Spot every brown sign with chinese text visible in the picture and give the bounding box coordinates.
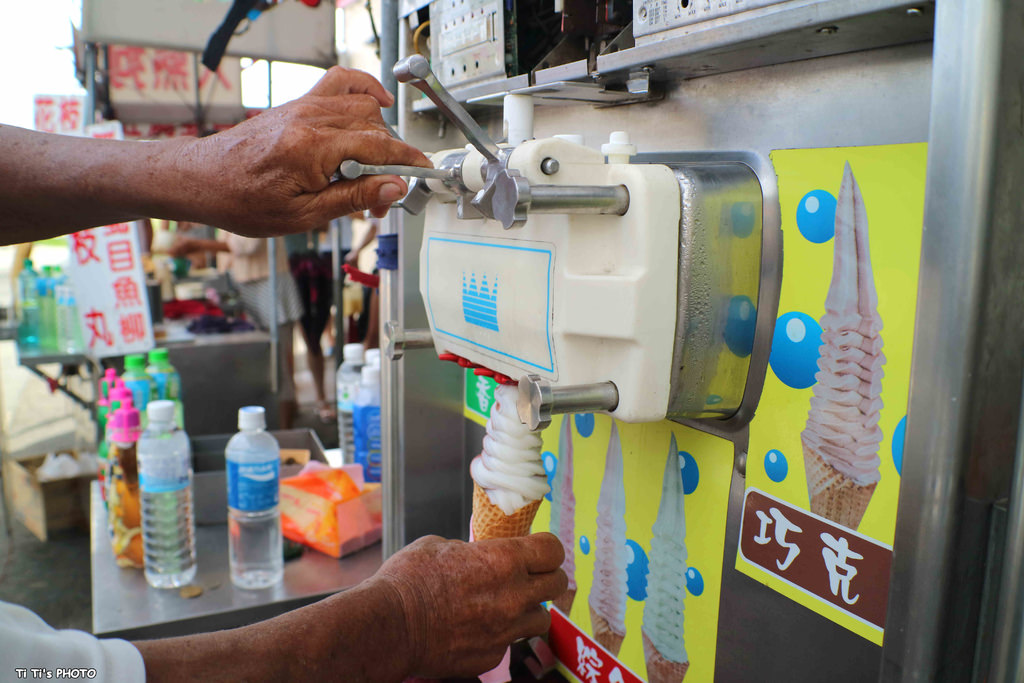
[739,488,891,630]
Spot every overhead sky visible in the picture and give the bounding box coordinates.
[0,1,327,130]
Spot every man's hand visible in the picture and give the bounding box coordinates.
[175,67,429,237]
[373,533,568,678]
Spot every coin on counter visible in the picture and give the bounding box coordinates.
[179,585,203,599]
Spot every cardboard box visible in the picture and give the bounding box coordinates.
[2,453,96,541]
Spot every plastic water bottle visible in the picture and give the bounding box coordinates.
[335,343,364,464]
[17,259,40,349]
[55,284,85,353]
[147,349,184,428]
[353,365,382,482]
[225,406,283,589]
[138,400,196,588]
[364,348,382,368]
[38,265,57,350]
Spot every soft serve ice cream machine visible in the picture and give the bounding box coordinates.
[387,55,774,434]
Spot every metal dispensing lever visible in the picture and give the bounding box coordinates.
[339,160,452,181]
[393,55,502,164]
[517,375,620,431]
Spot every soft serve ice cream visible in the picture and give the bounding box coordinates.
[801,163,885,529]
[470,384,549,540]
[589,421,628,656]
[642,434,690,683]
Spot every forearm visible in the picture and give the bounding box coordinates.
[134,580,412,682]
[0,125,194,245]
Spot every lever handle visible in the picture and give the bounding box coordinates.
[393,55,501,164]
[340,160,452,181]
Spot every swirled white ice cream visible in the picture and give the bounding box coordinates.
[589,421,628,636]
[642,434,689,664]
[470,384,548,515]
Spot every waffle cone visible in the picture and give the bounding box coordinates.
[802,438,877,530]
[471,482,541,541]
[589,604,625,656]
[642,631,689,683]
[552,587,576,616]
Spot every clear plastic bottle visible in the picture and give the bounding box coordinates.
[147,348,184,428]
[38,265,57,350]
[364,348,382,368]
[17,259,40,349]
[335,343,364,464]
[55,284,85,353]
[225,406,283,589]
[353,365,382,483]
[138,400,196,588]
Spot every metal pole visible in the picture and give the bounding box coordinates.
[266,62,279,395]
[880,0,1024,680]
[83,43,97,127]
[331,217,346,365]
[528,185,630,215]
[379,0,403,558]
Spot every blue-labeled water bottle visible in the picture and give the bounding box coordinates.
[353,365,382,482]
[138,400,196,588]
[225,406,283,589]
[122,354,155,419]
[38,265,57,350]
[147,348,184,428]
[17,259,40,349]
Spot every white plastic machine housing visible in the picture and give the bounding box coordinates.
[419,136,681,423]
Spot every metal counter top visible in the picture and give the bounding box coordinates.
[90,483,382,640]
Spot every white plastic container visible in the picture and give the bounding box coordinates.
[364,348,382,368]
[335,343,364,464]
[353,365,382,482]
[138,400,196,588]
[225,406,283,589]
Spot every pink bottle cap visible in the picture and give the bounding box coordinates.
[109,404,141,443]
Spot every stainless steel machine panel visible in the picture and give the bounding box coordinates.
[429,0,507,88]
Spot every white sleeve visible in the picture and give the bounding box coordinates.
[0,601,145,683]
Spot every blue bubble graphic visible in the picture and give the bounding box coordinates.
[680,451,699,495]
[769,312,822,389]
[796,189,837,243]
[764,449,788,483]
[686,567,704,596]
[542,451,556,501]
[893,416,907,475]
[574,413,595,438]
[706,394,723,405]
[731,202,756,238]
[580,535,591,555]
[724,295,757,358]
[625,540,649,601]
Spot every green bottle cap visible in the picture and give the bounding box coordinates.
[23,258,32,268]
[148,348,170,365]
[124,354,146,371]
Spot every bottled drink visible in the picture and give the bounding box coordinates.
[55,284,84,353]
[364,348,382,368]
[225,406,283,589]
[17,259,40,349]
[122,354,155,418]
[38,265,57,350]
[138,400,196,588]
[353,365,382,483]
[147,348,184,428]
[335,343,364,464]
[107,398,144,568]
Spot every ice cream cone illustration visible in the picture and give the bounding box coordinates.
[549,416,577,615]
[589,421,628,656]
[642,434,690,683]
[801,163,885,530]
[470,385,549,541]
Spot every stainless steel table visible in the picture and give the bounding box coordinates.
[90,483,382,640]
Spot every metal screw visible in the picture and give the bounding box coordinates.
[906,7,923,16]
[540,158,560,175]
[816,25,839,34]
[735,451,747,477]
[638,5,647,20]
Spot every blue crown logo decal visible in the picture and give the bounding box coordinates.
[462,272,499,332]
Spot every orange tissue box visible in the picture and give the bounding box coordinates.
[280,467,382,558]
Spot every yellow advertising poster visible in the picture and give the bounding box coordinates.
[736,144,927,645]
[532,414,734,683]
